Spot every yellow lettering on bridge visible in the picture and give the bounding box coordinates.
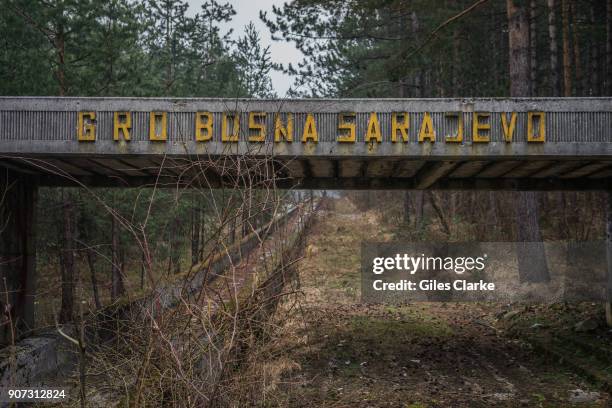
[195,112,213,142]
[113,112,131,141]
[149,112,167,141]
[472,112,490,143]
[391,112,409,143]
[77,112,96,142]
[337,112,355,143]
[75,110,548,145]
[274,113,293,142]
[302,113,318,143]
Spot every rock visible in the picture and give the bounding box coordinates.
[490,392,514,401]
[574,318,599,332]
[501,310,521,321]
[518,365,530,373]
[306,244,319,257]
[569,389,600,403]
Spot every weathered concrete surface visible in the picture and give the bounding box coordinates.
[0,329,75,390]
[0,97,610,190]
[0,97,610,150]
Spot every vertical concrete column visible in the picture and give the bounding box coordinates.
[0,168,37,343]
[606,190,612,327]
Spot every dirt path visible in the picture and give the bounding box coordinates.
[265,198,609,408]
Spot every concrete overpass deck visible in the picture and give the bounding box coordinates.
[0,97,610,189]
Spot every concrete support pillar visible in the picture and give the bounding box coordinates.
[0,169,37,343]
[606,190,612,327]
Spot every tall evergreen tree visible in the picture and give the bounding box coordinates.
[142,0,194,95]
[2,0,103,95]
[234,22,275,98]
[183,0,242,96]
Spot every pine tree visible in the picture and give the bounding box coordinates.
[142,0,194,95]
[234,22,275,98]
[2,0,102,95]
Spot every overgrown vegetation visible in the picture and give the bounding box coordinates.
[350,190,607,242]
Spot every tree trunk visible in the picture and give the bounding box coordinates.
[55,27,66,96]
[515,192,550,282]
[76,247,86,408]
[140,251,145,290]
[59,195,75,323]
[310,190,314,211]
[414,191,424,228]
[590,5,600,95]
[403,191,411,225]
[80,210,101,309]
[508,0,550,283]
[607,0,612,94]
[110,213,124,301]
[166,216,179,275]
[191,199,200,266]
[488,192,499,238]
[428,191,450,235]
[172,217,181,274]
[547,0,560,95]
[507,0,531,96]
[85,248,101,310]
[0,171,37,342]
[199,214,206,262]
[561,0,572,96]
[164,4,173,95]
[571,1,583,95]
[230,214,237,244]
[410,11,423,97]
[242,190,251,237]
[530,0,537,95]
[452,27,461,96]
[606,191,612,326]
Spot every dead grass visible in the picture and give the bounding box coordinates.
[250,196,610,408]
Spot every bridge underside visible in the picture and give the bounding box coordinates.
[1,155,610,190]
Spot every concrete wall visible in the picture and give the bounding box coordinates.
[0,97,610,158]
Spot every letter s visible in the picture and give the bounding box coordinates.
[476,257,486,270]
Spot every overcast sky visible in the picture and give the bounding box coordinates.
[187,0,301,96]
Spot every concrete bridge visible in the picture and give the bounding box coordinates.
[0,97,611,339]
[0,97,610,190]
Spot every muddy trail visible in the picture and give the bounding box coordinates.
[262,198,610,408]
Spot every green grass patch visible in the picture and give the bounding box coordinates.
[349,313,452,340]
